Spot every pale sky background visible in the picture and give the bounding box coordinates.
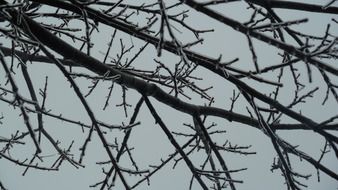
[0,0,338,190]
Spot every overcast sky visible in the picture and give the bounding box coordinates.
[1,0,338,190]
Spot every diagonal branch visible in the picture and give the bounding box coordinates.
[180,0,338,76]
[144,96,208,190]
[10,9,131,190]
[5,4,338,144]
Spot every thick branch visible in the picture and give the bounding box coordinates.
[248,0,338,15]
[4,9,338,138]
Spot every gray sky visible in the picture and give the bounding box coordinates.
[1,0,338,189]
